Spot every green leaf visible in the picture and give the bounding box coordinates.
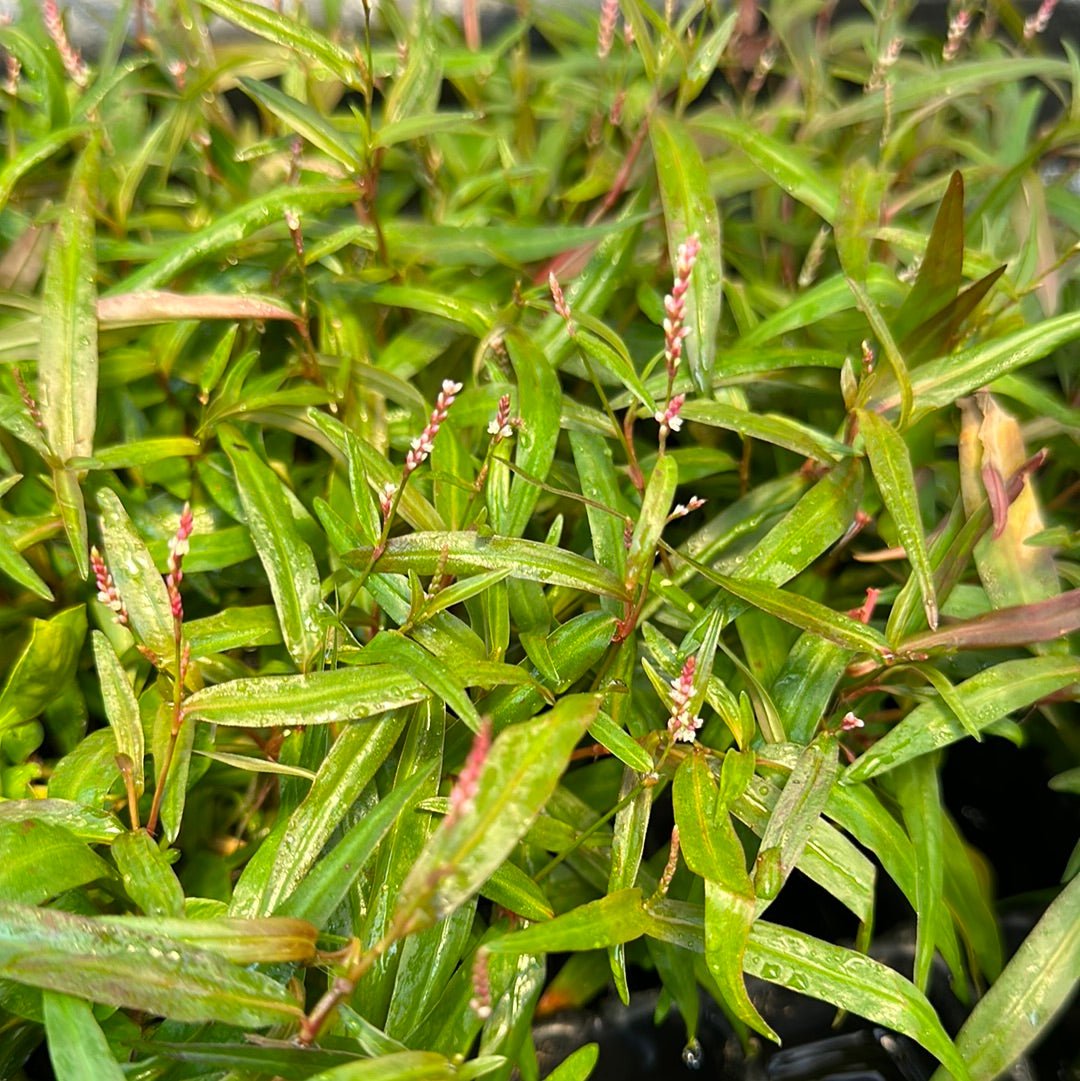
[745,922,970,1080]
[362,632,481,731]
[844,656,1080,781]
[693,113,838,221]
[40,134,99,465]
[305,1051,458,1081]
[42,992,125,1081]
[276,765,434,927]
[96,488,174,662]
[221,427,325,671]
[112,831,184,918]
[856,408,938,630]
[650,113,722,390]
[483,862,554,922]
[399,694,601,925]
[0,902,302,1027]
[111,182,356,294]
[834,158,887,286]
[0,799,123,844]
[876,311,1080,421]
[755,735,840,905]
[932,874,1080,1081]
[238,77,364,171]
[485,889,651,954]
[0,819,111,904]
[197,0,361,85]
[0,607,86,736]
[184,665,428,728]
[71,437,202,471]
[625,454,678,596]
[680,400,851,463]
[498,330,561,538]
[0,526,54,601]
[0,125,88,212]
[587,711,653,774]
[231,713,406,917]
[91,631,144,798]
[346,532,626,599]
[544,1043,600,1081]
[893,171,965,342]
[893,755,943,992]
[673,755,775,1041]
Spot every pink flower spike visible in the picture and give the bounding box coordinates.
[469,949,492,1020]
[405,380,462,476]
[41,0,87,87]
[379,481,398,519]
[597,0,619,59]
[667,655,702,743]
[548,272,574,335]
[662,235,701,378]
[446,718,492,829]
[90,546,127,626]
[655,393,685,436]
[487,393,514,442]
[669,495,706,520]
[166,503,194,626]
[1025,0,1059,38]
[943,7,971,61]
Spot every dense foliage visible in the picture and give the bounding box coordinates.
[0,0,1078,1077]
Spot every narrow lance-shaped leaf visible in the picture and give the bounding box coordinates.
[96,488,174,663]
[893,755,944,993]
[931,873,1080,1081]
[221,427,325,671]
[673,754,777,1041]
[0,606,86,736]
[754,734,840,906]
[42,992,126,1081]
[91,631,144,798]
[892,171,965,343]
[856,408,938,630]
[40,135,99,466]
[844,656,1080,782]
[346,532,626,599]
[398,694,601,927]
[111,830,184,918]
[651,113,722,390]
[0,901,302,1028]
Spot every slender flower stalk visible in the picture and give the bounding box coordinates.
[667,655,702,743]
[90,546,127,625]
[41,0,88,87]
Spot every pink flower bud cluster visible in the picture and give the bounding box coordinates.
[656,825,681,896]
[487,393,514,442]
[379,481,397,520]
[469,948,492,1020]
[12,368,44,431]
[841,711,865,732]
[663,235,700,379]
[654,392,685,436]
[667,655,702,743]
[41,0,88,87]
[548,272,574,335]
[90,546,127,625]
[597,0,620,59]
[943,8,971,61]
[405,380,462,476]
[669,495,705,521]
[446,719,491,829]
[166,503,194,623]
[1024,0,1059,38]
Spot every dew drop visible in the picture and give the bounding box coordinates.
[681,1038,703,1070]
